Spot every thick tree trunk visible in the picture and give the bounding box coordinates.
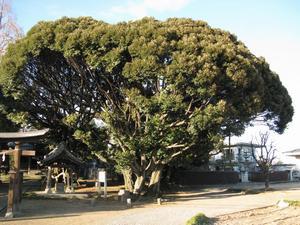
[121,169,134,193]
[264,171,270,190]
[148,164,164,196]
[133,175,145,195]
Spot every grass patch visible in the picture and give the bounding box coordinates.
[186,212,212,225]
[284,200,300,207]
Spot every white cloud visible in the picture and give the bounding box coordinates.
[144,0,191,12]
[110,2,148,18]
[109,0,191,19]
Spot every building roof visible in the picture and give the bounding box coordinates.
[0,129,49,142]
[273,163,296,167]
[39,142,84,167]
[284,149,300,156]
[223,142,263,148]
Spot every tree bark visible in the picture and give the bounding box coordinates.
[148,164,164,196]
[133,174,145,195]
[264,171,270,190]
[45,166,52,193]
[121,168,134,193]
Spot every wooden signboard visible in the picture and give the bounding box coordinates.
[0,149,36,156]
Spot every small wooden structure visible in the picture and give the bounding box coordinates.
[0,129,48,218]
[39,142,84,193]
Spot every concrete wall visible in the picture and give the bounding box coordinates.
[249,171,289,182]
[173,171,239,185]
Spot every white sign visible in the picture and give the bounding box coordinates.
[97,170,107,198]
[98,171,106,182]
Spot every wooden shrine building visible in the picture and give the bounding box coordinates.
[39,142,84,194]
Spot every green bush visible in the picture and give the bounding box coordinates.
[186,212,212,225]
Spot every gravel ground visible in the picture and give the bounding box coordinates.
[1,182,300,225]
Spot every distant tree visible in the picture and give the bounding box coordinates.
[0,17,294,195]
[0,0,22,55]
[251,132,277,190]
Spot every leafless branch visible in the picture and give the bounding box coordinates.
[0,0,23,55]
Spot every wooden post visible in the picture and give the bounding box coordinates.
[54,175,58,193]
[5,142,22,217]
[104,178,107,198]
[13,142,21,212]
[70,170,74,192]
[18,172,23,203]
[5,171,16,218]
[2,145,37,217]
[27,157,31,174]
[45,166,52,193]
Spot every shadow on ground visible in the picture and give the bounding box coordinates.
[0,197,131,219]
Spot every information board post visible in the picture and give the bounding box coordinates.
[98,169,107,198]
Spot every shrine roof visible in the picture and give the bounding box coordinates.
[40,142,84,166]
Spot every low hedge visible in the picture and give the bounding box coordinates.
[186,212,212,225]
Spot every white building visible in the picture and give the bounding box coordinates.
[209,142,261,182]
[284,149,300,160]
[283,149,300,180]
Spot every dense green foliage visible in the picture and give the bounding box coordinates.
[0,92,19,131]
[0,17,293,193]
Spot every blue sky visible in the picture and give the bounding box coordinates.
[12,0,300,155]
[13,0,300,36]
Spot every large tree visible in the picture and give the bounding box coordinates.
[0,17,293,194]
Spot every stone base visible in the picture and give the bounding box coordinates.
[54,183,65,193]
[65,187,74,193]
[44,188,52,194]
[118,189,131,202]
[5,210,14,218]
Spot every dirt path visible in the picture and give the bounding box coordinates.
[215,206,300,225]
[1,183,300,225]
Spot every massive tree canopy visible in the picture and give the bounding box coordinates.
[0,17,293,194]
